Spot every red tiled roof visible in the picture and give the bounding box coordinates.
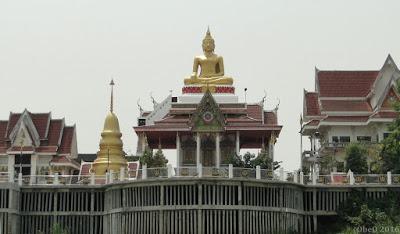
[323,116,370,122]
[370,111,398,119]
[264,112,277,125]
[305,120,320,127]
[247,105,262,120]
[155,115,189,124]
[47,119,64,145]
[317,71,379,97]
[6,113,21,137]
[80,163,92,176]
[50,155,80,168]
[58,126,74,154]
[0,121,7,147]
[30,113,50,138]
[36,146,58,153]
[320,100,372,112]
[305,92,320,116]
[7,146,35,152]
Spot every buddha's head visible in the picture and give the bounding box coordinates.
[202,28,215,53]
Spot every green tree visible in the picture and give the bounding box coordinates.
[152,148,168,167]
[252,148,271,169]
[380,80,400,173]
[139,148,153,166]
[139,148,168,168]
[229,153,244,167]
[345,143,368,174]
[380,129,400,173]
[242,152,255,168]
[337,190,400,232]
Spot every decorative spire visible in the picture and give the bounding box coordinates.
[110,79,115,112]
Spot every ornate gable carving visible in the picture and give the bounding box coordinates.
[9,110,40,147]
[190,90,225,132]
[381,87,400,110]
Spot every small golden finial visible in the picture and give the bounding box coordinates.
[203,26,214,42]
[110,79,115,112]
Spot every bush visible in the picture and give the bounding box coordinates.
[345,143,368,174]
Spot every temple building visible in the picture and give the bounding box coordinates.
[0,109,78,176]
[301,55,400,173]
[134,29,282,168]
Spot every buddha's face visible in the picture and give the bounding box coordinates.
[202,39,215,53]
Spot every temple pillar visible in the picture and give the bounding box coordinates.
[269,134,275,162]
[235,131,240,156]
[176,133,181,167]
[8,155,15,176]
[215,133,220,168]
[31,154,38,176]
[196,133,201,167]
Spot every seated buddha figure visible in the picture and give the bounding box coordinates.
[184,29,233,85]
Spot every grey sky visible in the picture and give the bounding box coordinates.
[1,0,399,170]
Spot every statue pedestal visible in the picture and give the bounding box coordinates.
[182,85,235,94]
[180,85,237,104]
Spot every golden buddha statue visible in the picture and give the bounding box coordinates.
[184,28,233,86]
[92,80,127,176]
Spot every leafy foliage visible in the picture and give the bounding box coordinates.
[337,190,400,232]
[380,129,400,173]
[345,143,368,174]
[152,148,169,167]
[228,149,281,170]
[139,148,168,168]
[38,223,69,234]
[380,79,400,173]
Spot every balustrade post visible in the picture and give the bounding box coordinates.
[279,167,284,181]
[119,167,125,181]
[387,171,392,185]
[90,173,95,185]
[18,173,22,186]
[197,163,202,178]
[142,164,147,179]
[349,171,354,185]
[105,172,109,184]
[109,170,114,183]
[312,170,317,185]
[293,170,298,183]
[8,170,14,183]
[54,173,59,185]
[228,164,233,179]
[256,166,261,179]
[167,164,173,178]
[299,171,304,185]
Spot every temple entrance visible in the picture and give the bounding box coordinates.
[201,134,215,167]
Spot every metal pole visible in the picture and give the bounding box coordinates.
[107,147,110,173]
[19,144,22,175]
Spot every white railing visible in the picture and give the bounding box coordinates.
[1,166,399,187]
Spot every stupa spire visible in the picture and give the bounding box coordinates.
[110,79,115,112]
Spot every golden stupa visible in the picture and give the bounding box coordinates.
[91,80,128,175]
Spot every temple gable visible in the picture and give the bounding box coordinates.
[190,90,225,132]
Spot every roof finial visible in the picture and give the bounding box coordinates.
[110,79,115,112]
[203,26,214,42]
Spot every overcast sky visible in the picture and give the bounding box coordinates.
[1,0,399,170]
